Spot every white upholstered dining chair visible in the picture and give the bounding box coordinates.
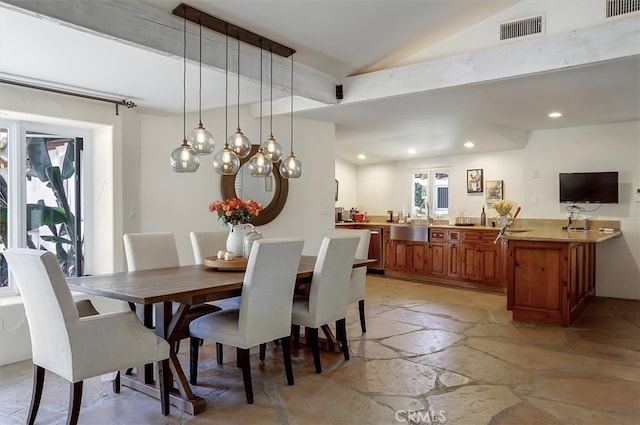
[3,248,171,425]
[123,233,220,363]
[291,235,360,373]
[189,230,228,264]
[189,238,304,404]
[333,228,371,332]
[189,230,242,367]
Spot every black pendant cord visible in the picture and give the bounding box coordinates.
[290,54,294,153]
[237,36,241,129]
[182,9,187,142]
[224,24,229,147]
[198,23,203,125]
[259,41,263,144]
[269,49,273,136]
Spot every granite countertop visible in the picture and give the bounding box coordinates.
[335,220,622,243]
[499,227,622,243]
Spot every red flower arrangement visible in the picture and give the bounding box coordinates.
[209,198,262,226]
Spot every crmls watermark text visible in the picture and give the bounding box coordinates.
[395,409,446,424]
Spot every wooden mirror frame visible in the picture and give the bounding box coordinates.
[221,145,289,226]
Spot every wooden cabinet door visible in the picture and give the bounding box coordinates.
[394,241,410,271]
[410,242,428,274]
[428,242,447,277]
[383,229,395,270]
[447,243,461,278]
[461,244,480,280]
[479,245,501,285]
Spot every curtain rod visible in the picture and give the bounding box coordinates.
[0,78,137,116]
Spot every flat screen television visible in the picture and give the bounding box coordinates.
[559,171,619,204]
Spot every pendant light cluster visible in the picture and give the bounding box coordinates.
[170,4,301,179]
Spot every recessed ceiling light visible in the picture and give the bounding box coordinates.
[408,148,416,154]
[548,112,562,118]
[357,154,366,160]
[464,141,474,148]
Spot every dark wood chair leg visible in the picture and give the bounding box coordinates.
[158,359,170,416]
[112,371,121,393]
[189,337,200,385]
[27,365,45,425]
[281,336,294,385]
[67,381,83,425]
[336,318,350,361]
[358,299,366,333]
[216,342,224,365]
[237,348,254,404]
[259,343,266,361]
[309,327,322,373]
[292,324,300,348]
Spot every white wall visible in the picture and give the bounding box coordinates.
[353,121,640,299]
[335,158,358,211]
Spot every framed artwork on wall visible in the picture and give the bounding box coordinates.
[467,169,483,193]
[485,180,504,203]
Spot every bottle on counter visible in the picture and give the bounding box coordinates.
[480,206,487,226]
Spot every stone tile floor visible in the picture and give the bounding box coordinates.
[1,275,638,424]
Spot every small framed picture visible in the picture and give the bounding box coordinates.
[467,169,483,193]
[485,180,503,204]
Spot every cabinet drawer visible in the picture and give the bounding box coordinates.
[429,229,446,241]
[461,231,499,244]
[448,231,460,242]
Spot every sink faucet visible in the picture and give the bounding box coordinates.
[424,201,431,222]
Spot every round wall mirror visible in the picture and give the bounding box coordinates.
[221,145,288,226]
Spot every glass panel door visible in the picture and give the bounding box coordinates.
[0,122,84,289]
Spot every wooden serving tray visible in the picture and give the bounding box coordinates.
[202,257,248,271]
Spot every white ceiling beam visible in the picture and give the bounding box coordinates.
[0,0,338,105]
[340,16,640,105]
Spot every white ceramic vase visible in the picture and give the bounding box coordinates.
[226,224,244,256]
[498,215,509,227]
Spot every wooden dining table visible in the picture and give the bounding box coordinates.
[67,255,372,415]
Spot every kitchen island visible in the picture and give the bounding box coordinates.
[500,226,622,326]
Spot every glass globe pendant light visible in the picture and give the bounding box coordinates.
[187,23,215,155]
[280,53,302,178]
[248,46,272,177]
[171,9,200,173]
[262,50,283,163]
[228,36,252,158]
[212,27,240,175]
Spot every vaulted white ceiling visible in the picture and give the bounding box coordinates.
[1,0,638,164]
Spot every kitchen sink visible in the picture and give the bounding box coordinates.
[390,224,429,242]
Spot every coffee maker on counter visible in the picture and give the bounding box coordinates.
[335,207,344,223]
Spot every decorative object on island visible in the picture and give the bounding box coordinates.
[485,180,503,204]
[170,8,200,173]
[492,199,514,226]
[467,169,483,193]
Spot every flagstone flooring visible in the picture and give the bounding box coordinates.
[1,275,638,424]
